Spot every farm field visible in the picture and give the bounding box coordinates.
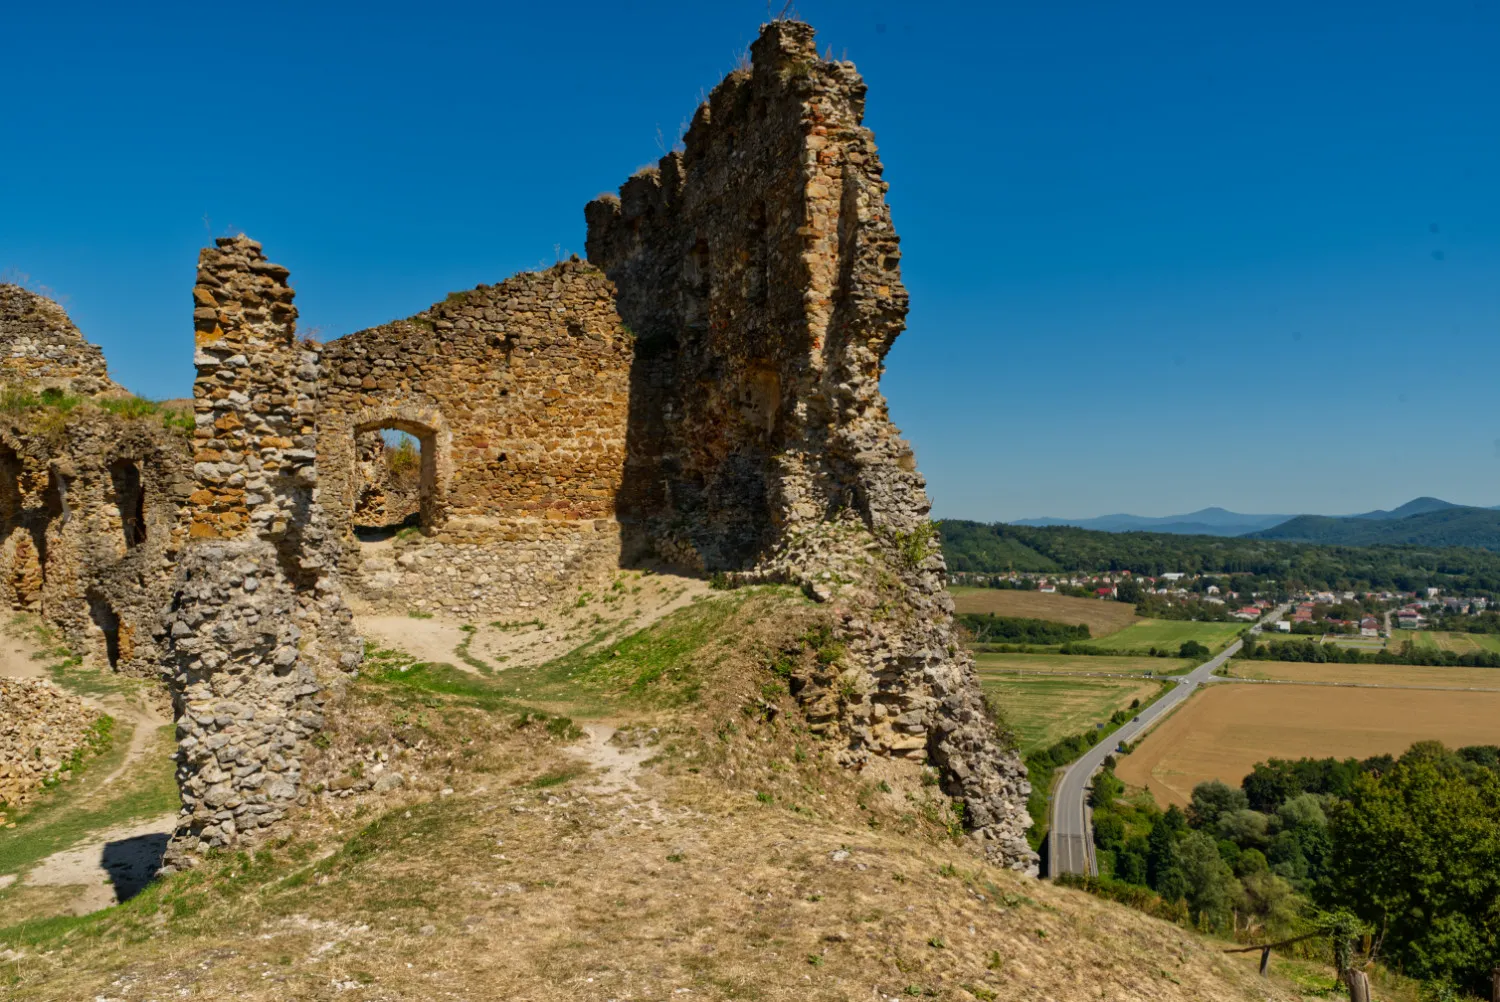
[1319,634,1385,651]
[1091,618,1244,653]
[1389,630,1500,654]
[1116,683,1500,807]
[974,652,1192,676]
[977,675,1165,754]
[949,587,1139,638]
[1222,659,1500,689]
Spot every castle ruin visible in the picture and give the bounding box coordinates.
[1,21,1036,873]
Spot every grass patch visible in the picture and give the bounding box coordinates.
[455,625,495,675]
[1087,619,1244,654]
[495,587,804,716]
[978,676,1165,755]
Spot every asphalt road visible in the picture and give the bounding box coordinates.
[1048,605,1289,877]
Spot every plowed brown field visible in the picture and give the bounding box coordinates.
[1116,683,1500,807]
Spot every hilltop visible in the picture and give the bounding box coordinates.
[1247,503,1500,550]
[0,582,1311,1001]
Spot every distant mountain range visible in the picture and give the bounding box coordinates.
[1013,498,1500,550]
[1012,507,1295,537]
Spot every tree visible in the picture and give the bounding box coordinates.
[1189,779,1249,828]
[1179,639,1211,659]
[1092,809,1122,844]
[1277,792,1328,829]
[1325,743,1500,994]
[1239,869,1305,941]
[1216,808,1271,848]
[1177,830,1238,928]
[1243,760,1304,811]
[1116,576,1144,604]
[1147,805,1187,893]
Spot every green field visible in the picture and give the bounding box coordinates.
[1090,618,1244,654]
[973,652,1192,676]
[1390,630,1500,654]
[977,675,1167,754]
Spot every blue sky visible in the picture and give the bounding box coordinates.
[3,0,1497,521]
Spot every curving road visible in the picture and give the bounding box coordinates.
[1048,604,1289,876]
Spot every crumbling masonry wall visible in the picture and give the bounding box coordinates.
[0,287,191,675]
[160,237,358,869]
[0,285,122,396]
[587,21,1035,869]
[316,260,632,617]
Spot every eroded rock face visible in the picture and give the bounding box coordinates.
[585,21,1035,870]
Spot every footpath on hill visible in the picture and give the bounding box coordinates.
[0,616,177,921]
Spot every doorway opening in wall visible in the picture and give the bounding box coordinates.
[88,591,121,670]
[352,423,436,544]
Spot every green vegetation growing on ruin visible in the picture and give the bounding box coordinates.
[0,389,194,436]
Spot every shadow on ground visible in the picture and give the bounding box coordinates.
[102,832,168,903]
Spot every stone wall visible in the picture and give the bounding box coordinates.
[316,260,632,617]
[587,21,1035,870]
[0,412,193,675]
[160,236,358,870]
[0,677,104,821]
[0,285,122,396]
[0,291,193,676]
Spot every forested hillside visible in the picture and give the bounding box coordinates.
[1248,506,1500,549]
[938,520,1500,592]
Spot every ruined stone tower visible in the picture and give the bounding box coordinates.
[587,21,1036,869]
[160,237,357,868]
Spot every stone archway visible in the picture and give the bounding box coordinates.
[351,416,443,534]
[319,400,452,553]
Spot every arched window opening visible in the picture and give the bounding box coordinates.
[109,459,146,548]
[351,421,438,542]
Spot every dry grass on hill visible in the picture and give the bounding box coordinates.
[949,588,1140,638]
[2,587,1310,1002]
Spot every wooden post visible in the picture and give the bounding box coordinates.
[1258,947,1271,977]
[1491,965,1499,1002]
[1347,969,1370,1002]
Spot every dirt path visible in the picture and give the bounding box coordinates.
[568,722,657,795]
[0,618,176,917]
[356,569,712,677]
